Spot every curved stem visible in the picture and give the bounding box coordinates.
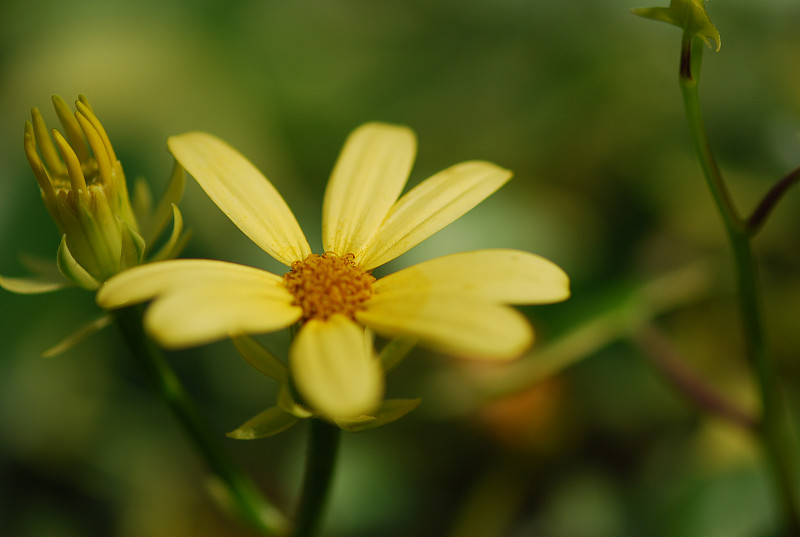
[634,324,756,430]
[113,306,288,535]
[678,36,800,534]
[747,165,800,235]
[291,419,341,537]
[679,37,743,233]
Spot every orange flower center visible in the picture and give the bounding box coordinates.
[283,252,375,322]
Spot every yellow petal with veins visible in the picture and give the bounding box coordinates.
[357,161,511,269]
[322,123,416,256]
[168,132,311,266]
[374,249,570,304]
[358,293,532,360]
[144,284,300,349]
[97,259,285,309]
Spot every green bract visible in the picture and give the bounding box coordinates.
[632,0,721,51]
[227,334,420,437]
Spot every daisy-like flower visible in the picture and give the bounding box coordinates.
[97,123,569,422]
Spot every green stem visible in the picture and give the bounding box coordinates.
[113,306,288,535]
[678,36,800,535]
[291,419,341,537]
[679,37,743,233]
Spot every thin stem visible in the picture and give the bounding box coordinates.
[113,306,288,535]
[678,36,800,534]
[747,164,800,235]
[728,233,800,536]
[291,419,341,537]
[634,324,756,430]
[679,37,743,233]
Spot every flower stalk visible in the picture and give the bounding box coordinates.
[291,419,342,537]
[113,306,288,535]
[679,35,800,535]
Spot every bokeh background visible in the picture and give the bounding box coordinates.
[1,1,799,536]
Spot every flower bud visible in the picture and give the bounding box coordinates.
[23,96,144,288]
[632,0,721,52]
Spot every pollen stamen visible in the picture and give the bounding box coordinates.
[284,252,375,322]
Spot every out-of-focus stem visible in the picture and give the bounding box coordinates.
[747,165,800,235]
[114,306,288,535]
[291,419,341,537]
[634,323,756,430]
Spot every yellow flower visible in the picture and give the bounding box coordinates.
[97,123,570,421]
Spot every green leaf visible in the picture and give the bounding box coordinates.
[632,0,721,51]
[379,336,417,373]
[43,314,113,357]
[336,398,421,433]
[227,406,300,439]
[231,334,289,383]
[56,235,101,290]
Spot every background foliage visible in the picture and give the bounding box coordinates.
[1,1,799,536]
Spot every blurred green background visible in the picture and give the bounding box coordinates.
[1,1,799,536]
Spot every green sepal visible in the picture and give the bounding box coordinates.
[131,177,153,227]
[42,314,112,357]
[278,384,314,419]
[632,0,720,51]
[232,334,289,383]
[120,221,147,267]
[56,235,101,290]
[0,273,70,294]
[149,204,191,262]
[19,252,65,280]
[335,398,421,433]
[226,405,301,440]
[145,161,185,244]
[379,336,417,373]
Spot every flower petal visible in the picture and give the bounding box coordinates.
[373,249,570,304]
[97,259,285,308]
[357,161,511,269]
[322,123,416,256]
[357,293,532,360]
[290,315,383,420]
[144,282,300,349]
[168,132,311,265]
